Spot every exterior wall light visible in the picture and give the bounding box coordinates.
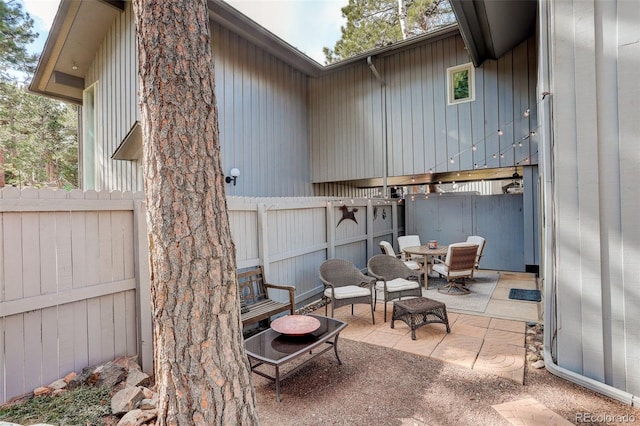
[225,167,240,185]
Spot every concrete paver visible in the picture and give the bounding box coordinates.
[492,398,574,425]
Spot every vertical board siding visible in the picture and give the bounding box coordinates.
[310,32,538,183]
[0,188,141,402]
[86,3,142,193]
[548,0,640,398]
[211,23,312,197]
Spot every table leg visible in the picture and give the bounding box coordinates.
[275,365,281,402]
[423,254,429,289]
[333,335,343,365]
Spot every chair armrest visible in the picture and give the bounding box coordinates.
[433,257,446,265]
[264,283,296,314]
[264,283,295,292]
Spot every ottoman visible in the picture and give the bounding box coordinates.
[391,297,451,340]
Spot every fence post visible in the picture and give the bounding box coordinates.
[366,199,374,260]
[326,201,335,259]
[392,201,399,250]
[257,203,269,276]
[133,199,153,374]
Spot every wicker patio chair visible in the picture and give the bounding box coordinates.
[379,241,424,285]
[319,259,376,324]
[432,243,479,295]
[367,254,423,322]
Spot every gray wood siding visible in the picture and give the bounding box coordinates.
[84,6,313,196]
[85,3,142,192]
[310,32,538,182]
[543,0,640,399]
[212,23,313,197]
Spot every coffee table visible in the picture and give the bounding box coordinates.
[244,314,347,402]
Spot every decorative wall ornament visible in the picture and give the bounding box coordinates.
[337,205,358,226]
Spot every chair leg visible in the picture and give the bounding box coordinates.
[384,299,388,322]
[370,300,375,325]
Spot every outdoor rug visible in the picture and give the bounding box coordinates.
[421,271,499,313]
[508,288,541,302]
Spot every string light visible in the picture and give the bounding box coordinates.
[396,107,538,177]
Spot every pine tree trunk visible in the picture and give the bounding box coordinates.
[132,1,259,424]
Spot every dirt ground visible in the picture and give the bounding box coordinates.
[252,337,639,426]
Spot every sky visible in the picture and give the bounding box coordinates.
[20,0,349,65]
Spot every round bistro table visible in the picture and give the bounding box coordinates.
[402,245,448,289]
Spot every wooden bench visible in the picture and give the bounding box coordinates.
[238,266,296,327]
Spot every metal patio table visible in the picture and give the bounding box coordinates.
[244,314,347,402]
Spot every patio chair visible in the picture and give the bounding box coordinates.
[397,235,423,262]
[367,254,423,322]
[319,259,376,324]
[432,243,479,295]
[379,241,424,285]
[466,236,486,276]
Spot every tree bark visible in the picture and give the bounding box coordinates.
[132,1,259,424]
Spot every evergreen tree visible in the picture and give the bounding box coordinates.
[0,82,78,188]
[324,0,454,64]
[0,0,38,81]
[133,0,259,423]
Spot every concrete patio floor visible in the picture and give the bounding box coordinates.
[310,270,541,385]
[306,270,570,424]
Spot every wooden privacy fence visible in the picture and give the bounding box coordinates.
[0,187,150,404]
[0,189,401,403]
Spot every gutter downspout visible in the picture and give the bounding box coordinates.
[538,0,636,406]
[367,56,388,198]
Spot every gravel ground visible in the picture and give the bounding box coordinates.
[252,332,639,426]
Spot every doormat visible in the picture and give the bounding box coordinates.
[509,288,541,302]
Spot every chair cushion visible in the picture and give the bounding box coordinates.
[403,260,421,270]
[375,278,420,291]
[433,263,473,277]
[324,285,371,300]
[432,263,448,276]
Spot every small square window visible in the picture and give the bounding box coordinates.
[447,63,475,105]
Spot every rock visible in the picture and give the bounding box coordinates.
[532,360,545,369]
[67,365,99,390]
[139,397,157,410]
[94,363,128,388]
[116,408,158,426]
[526,328,537,335]
[33,387,51,397]
[112,356,141,372]
[48,379,67,390]
[526,353,539,362]
[141,387,155,399]
[111,386,145,415]
[51,389,66,397]
[63,371,77,383]
[126,369,151,387]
